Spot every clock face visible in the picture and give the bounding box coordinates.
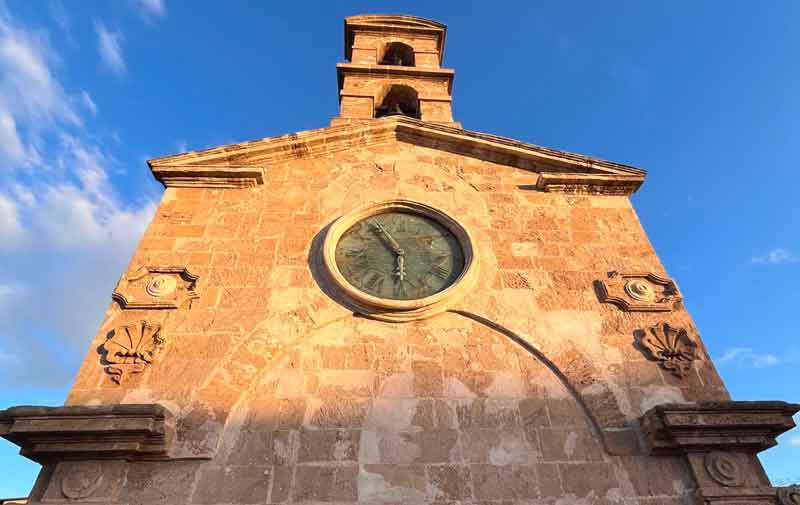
[334,211,465,300]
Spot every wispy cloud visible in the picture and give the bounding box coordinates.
[789,434,800,447]
[133,0,167,21]
[717,347,797,368]
[0,6,157,387]
[751,247,797,265]
[80,90,97,115]
[94,21,126,76]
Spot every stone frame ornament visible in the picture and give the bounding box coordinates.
[597,271,682,312]
[322,199,478,322]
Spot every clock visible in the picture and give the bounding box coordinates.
[334,211,465,300]
[322,200,478,321]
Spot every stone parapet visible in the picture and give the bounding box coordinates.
[0,404,175,463]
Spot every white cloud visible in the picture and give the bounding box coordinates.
[789,435,800,447]
[0,7,158,388]
[80,90,97,115]
[0,109,24,161]
[94,21,126,77]
[717,346,796,368]
[0,8,80,131]
[751,247,797,265]
[0,193,26,248]
[48,0,71,38]
[134,0,167,21]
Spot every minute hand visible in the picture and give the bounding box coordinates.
[373,223,404,255]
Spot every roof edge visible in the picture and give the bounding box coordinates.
[149,117,646,194]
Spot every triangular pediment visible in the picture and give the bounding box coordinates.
[148,117,645,194]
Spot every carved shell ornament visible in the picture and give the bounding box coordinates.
[99,320,164,384]
[778,486,800,505]
[704,452,744,487]
[636,322,698,377]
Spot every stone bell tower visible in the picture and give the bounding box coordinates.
[2,13,799,505]
[333,15,458,127]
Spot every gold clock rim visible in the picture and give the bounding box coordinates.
[322,199,479,321]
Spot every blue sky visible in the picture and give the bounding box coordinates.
[0,0,798,497]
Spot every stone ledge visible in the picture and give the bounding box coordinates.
[150,165,264,188]
[0,404,174,463]
[642,401,800,455]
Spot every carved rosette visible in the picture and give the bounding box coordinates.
[61,461,104,499]
[112,265,199,309]
[704,452,744,487]
[99,321,164,384]
[597,271,681,312]
[636,322,698,377]
[778,486,800,505]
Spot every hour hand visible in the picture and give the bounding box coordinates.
[394,254,406,282]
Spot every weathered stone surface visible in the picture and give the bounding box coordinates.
[8,11,796,505]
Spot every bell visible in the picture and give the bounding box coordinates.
[386,102,405,116]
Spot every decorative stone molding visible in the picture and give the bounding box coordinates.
[778,486,800,505]
[60,461,104,499]
[147,116,646,194]
[597,271,681,312]
[150,165,264,188]
[642,402,800,505]
[99,320,164,384]
[112,266,199,310]
[704,451,744,487]
[642,401,799,455]
[0,404,174,463]
[635,322,698,378]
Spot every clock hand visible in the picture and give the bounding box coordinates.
[371,222,404,255]
[395,254,406,282]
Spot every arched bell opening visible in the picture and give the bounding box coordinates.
[374,84,420,119]
[380,41,415,66]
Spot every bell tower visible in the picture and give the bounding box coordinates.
[333,15,459,127]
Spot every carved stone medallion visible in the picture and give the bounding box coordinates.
[636,322,698,378]
[61,461,104,499]
[99,320,164,384]
[704,452,744,487]
[778,486,800,505]
[113,266,199,309]
[145,274,178,297]
[597,271,681,312]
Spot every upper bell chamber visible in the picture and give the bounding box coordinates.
[333,14,459,127]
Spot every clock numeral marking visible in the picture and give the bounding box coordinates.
[430,264,450,280]
[342,247,365,257]
[394,280,407,298]
[362,271,385,292]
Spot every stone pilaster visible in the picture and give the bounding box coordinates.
[642,401,800,505]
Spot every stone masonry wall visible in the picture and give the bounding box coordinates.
[40,139,730,504]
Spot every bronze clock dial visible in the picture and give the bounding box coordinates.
[334,211,465,300]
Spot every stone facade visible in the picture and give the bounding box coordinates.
[2,13,797,505]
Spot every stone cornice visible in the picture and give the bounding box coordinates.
[641,401,800,455]
[337,63,455,94]
[344,14,447,64]
[0,404,175,463]
[148,117,646,193]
